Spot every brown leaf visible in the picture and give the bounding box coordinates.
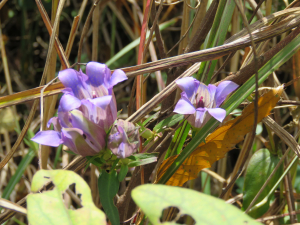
[157,85,284,186]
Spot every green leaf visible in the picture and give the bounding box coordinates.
[127,153,158,167]
[132,184,262,225]
[153,114,184,133]
[142,111,160,126]
[138,122,154,139]
[167,121,191,158]
[98,170,120,225]
[129,152,159,160]
[27,170,106,225]
[118,164,128,182]
[64,150,77,155]
[242,148,283,218]
[2,149,35,200]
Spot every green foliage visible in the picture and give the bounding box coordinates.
[98,170,120,225]
[1,126,37,210]
[127,153,159,167]
[27,170,106,225]
[197,0,236,83]
[242,148,283,218]
[118,164,129,182]
[153,114,184,133]
[132,184,262,225]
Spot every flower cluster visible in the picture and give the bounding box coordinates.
[32,62,139,158]
[174,77,238,128]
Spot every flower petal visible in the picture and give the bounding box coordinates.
[207,84,217,108]
[117,143,126,158]
[61,128,100,156]
[108,119,139,158]
[57,112,72,128]
[193,108,207,128]
[215,81,239,107]
[207,107,226,122]
[58,93,81,112]
[86,62,108,86]
[108,134,139,159]
[47,117,62,132]
[31,130,62,147]
[70,110,106,151]
[109,69,127,88]
[174,93,196,115]
[195,82,211,107]
[81,98,116,131]
[88,95,113,110]
[86,62,111,97]
[176,77,199,99]
[58,69,91,99]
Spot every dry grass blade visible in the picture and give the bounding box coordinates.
[65,15,80,60]
[1,11,300,110]
[77,0,107,69]
[0,0,69,170]
[0,198,27,215]
[263,116,300,157]
[0,0,8,10]
[225,7,300,43]
[0,100,39,170]
[35,0,69,69]
[38,0,67,169]
[127,62,201,123]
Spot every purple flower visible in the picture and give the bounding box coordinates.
[174,77,238,128]
[32,62,127,156]
[108,120,140,158]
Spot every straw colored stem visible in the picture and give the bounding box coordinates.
[38,0,67,169]
[0,0,8,10]
[35,0,69,69]
[77,0,104,70]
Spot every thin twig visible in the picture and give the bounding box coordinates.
[167,4,200,54]
[0,0,9,11]
[38,0,67,169]
[143,0,164,59]
[257,210,300,222]
[35,0,69,69]
[150,2,167,59]
[248,0,266,23]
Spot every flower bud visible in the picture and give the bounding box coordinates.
[108,120,139,158]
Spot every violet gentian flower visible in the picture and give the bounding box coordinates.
[32,62,127,156]
[174,77,238,128]
[108,120,140,158]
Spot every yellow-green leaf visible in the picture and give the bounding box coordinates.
[132,184,262,225]
[27,170,106,225]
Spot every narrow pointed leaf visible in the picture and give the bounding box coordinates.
[98,170,120,225]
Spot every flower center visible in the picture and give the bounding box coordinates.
[197,96,205,108]
[92,91,97,99]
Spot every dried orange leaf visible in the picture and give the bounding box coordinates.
[157,85,283,186]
